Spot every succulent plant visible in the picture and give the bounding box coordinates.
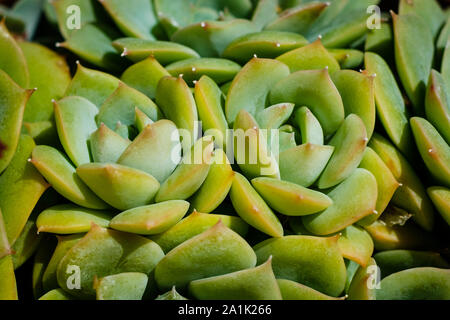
[0,0,449,302]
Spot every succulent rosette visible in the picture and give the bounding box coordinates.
[0,0,449,301]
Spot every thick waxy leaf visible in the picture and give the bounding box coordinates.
[0,256,18,300]
[441,39,450,92]
[0,210,12,260]
[154,0,220,34]
[374,250,450,279]
[0,20,28,87]
[425,70,450,144]
[251,0,278,30]
[77,163,160,210]
[166,58,240,86]
[317,114,368,189]
[305,0,376,48]
[134,107,153,132]
[358,147,400,225]
[150,211,248,253]
[31,145,109,210]
[114,122,131,139]
[399,0,445,39]
[58,23,125,72]
[331,70,376,139]
[265,2,328,34]
[328,48,364,69]
[294,107,323,145]
[57,225,164,299]
[1,0,44,40]
[437,18,450,60]
[377,268,450,300]
[109,200,189,235]
[90,123,130,163]
[0,70,33,174]
[254,235,346,297]
[392,12,434,115]
[154,222,256,291]
[365,21,394,64]
[118,120,181,183]
[155,76,198,143]
[32,237,57,299]
[64,62,120,108]
[0,135,49,245]
[305,0,375,43]
[97,82,161,129]
[347,258,377,300]
[303,169,377,236]
[336,225,374,267]
[364,52,415,158]
[230,172,283,238]
[99,0,158,39]
[277,279,343,300]
[278,132,297,154]
[113,38,200,65]
[154,0,253,35]
[257,103,294,130]
[276,39,340,73]
[95,272,148,300]
[171,20,258,57]
[42,234,83,291]
[290,220,374,267]
[11,219,41,269]
[251,177,332,216]
[121,56,170,99]
[270,68,345,137]
[226,58,290,124]
[233,110,280,179]
[319,15,368,49]
[344,260,360,294]
[220,81,232,95]
[155,136,214,202]
[54,96,98,167]
[36,204,111,234]
[427,186,450,225]
[194,75,228,148]
[410,117,450,188]
[189,258,282,300]
[19,42,71,122]
[279,144,334,188]
[22,120,59,146]
[39,289,74,300]
[190,149,234,213]
[222,31,308,64]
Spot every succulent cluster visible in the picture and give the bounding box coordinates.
[0,0,450,300]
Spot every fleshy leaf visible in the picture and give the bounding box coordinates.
[109,200,189,235]
[154,221,256,291]
[230,172,283,238]
[0,69,33,174]
[31,145,109,210]
[77,163,161,210]
[117,120,181,183]
[36,204,111,234]
[54,96,98,167]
